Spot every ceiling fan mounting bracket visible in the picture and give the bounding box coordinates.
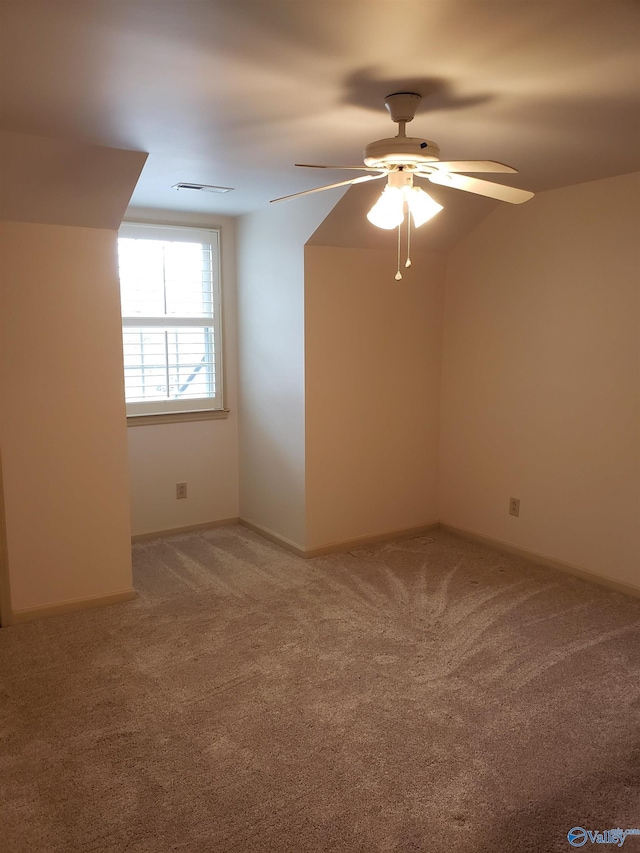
[384,92,422,124]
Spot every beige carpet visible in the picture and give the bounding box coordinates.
[1,525,639,852]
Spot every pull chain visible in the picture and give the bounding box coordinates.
[405,216,412,268]
[395,219,403,280]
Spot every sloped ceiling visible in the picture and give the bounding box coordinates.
[0,131,147,229]
[1,0,638,227]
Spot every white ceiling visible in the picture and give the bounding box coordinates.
[1,1,639,218]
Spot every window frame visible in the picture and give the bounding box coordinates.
[118,222,227,424]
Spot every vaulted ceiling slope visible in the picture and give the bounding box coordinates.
[1,1,638,218]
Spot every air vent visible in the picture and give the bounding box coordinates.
[172,183,234,193]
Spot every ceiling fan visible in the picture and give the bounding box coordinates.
[271,92,534,278]
[272,92,534,209]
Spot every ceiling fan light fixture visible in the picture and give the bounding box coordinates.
[406,186,443,227]
[366,185,405,229]
[367,182,443,231]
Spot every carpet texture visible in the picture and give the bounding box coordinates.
[1,525,639,852]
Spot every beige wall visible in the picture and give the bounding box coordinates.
[3,172,634,617]
[305,245,444,548]
[0,222,133,612]
[440,173,640,590]
[236,190,345,549]
[127,420,238,534]
[123,209,239,536]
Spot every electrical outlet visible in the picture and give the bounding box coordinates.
[176,482,187,500]
[509,497,520,517]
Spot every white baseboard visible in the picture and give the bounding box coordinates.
[441,523,640,600]
[131,517,240,542]
[10,521,636,624]
[239,518,440,558]
[12,589,136,624]
[238,518,307,556]
[303,523,441,557]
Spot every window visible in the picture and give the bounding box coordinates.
[117,223,224,419]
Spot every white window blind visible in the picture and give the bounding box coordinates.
[118,223,223,417]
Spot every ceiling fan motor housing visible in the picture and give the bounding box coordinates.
[364,136,441,168]
[384,92,422,123]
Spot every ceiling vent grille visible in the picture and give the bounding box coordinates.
[172,183,234,193]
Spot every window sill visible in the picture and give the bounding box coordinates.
[126,409,230,427]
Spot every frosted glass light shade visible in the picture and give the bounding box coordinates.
[406,187,443,227]
[367,186,405,229]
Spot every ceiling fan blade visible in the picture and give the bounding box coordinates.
[420,171,534,204]
[431,160,517,174]
[296,163,387,172]
[270,173,385,204]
